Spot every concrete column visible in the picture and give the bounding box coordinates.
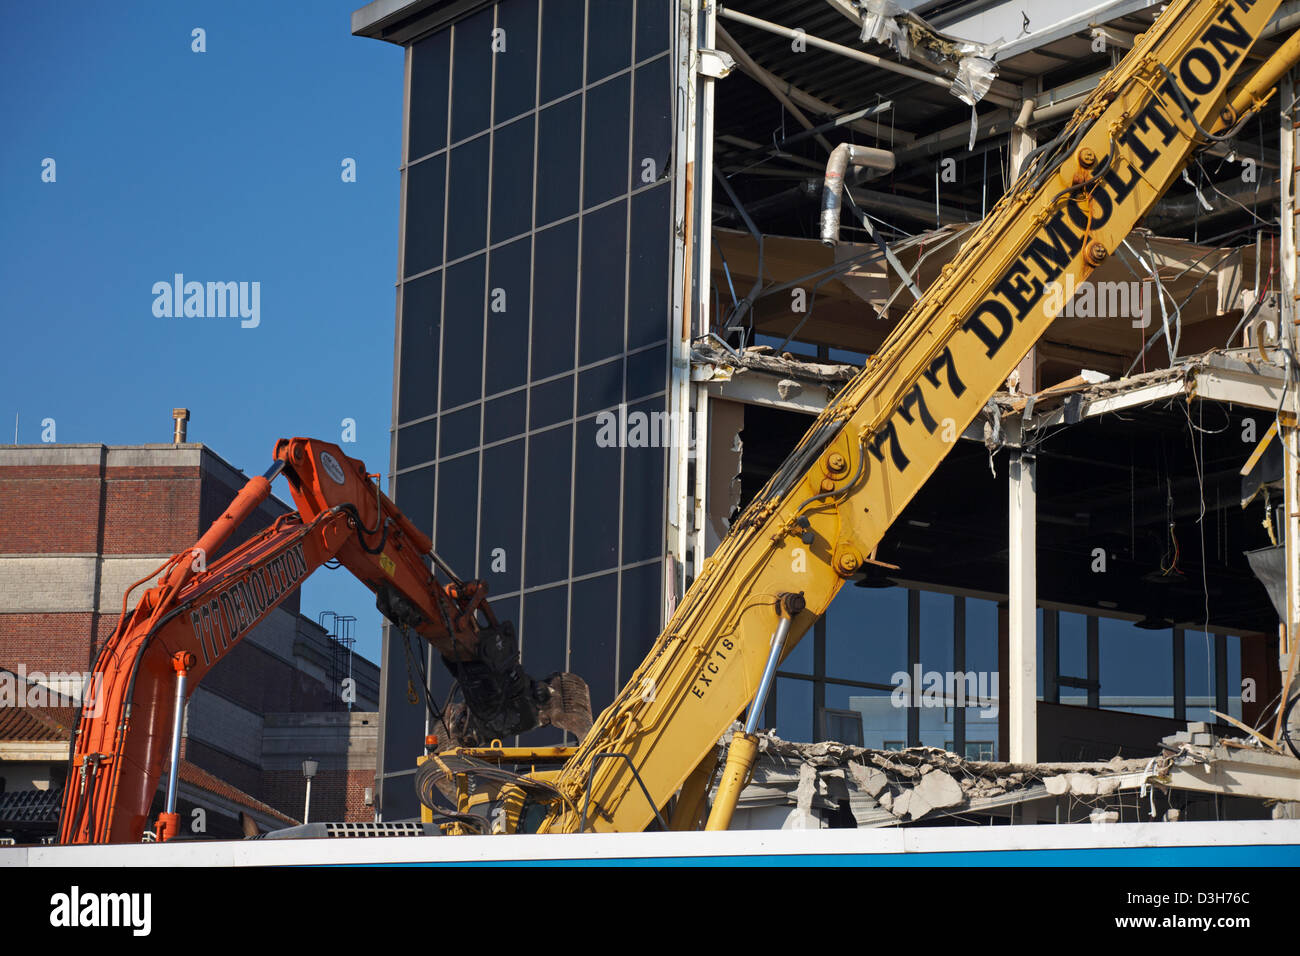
[1008,433,1037,763]
[1280,74,1296,342]
[1284,73,1300,705]
[1282,424,1300,737]
[1010,101,1039,395]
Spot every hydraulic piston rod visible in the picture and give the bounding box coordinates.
[155,651,195,842]
[705,592,805,831]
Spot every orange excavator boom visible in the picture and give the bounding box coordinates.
[57,438,574,844]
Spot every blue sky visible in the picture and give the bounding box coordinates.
[1,2,405,665]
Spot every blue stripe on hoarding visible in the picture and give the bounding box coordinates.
[360,844,1300,867]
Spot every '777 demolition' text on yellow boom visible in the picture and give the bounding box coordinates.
[525,0,1300,834]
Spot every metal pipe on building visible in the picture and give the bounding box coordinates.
[172,407,190,444]
[820,143,896,246]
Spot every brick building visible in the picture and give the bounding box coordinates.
[0,440,381,840]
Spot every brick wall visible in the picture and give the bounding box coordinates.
[101,468,202,553]
[0,612,99,672]
[262,768,373,824]
[204,638,339,714]
[0,443,374,825]
[0,465,103,553]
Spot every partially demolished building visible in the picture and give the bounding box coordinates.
[355,0,1300,827]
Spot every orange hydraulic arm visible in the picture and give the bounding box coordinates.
[58,438,549,845]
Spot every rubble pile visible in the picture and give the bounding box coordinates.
[739,734,1156,826]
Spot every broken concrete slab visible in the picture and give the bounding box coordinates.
[907,770,963,820]
[848,761,888,798]
[1044,775,1070,796]
[1067,773,1100,796]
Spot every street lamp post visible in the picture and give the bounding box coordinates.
[302,757,319,824]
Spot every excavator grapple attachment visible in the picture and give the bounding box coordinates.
[538,672,593,740]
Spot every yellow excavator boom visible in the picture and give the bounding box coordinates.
[539,0,1300,834]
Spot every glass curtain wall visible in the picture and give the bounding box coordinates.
[380,0,676,819]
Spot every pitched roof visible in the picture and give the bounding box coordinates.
[0,704,77,742]
[179,760,298,827]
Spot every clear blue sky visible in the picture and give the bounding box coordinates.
[1,1,404,666]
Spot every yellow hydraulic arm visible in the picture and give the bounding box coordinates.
[538,0,1300,833]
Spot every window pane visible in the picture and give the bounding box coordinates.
[392,463,435,540]
[586,0,632,84]
[409,30,450,159]
[1059,611,1087,681]
[530,376,573,429]
[539,0,584,103]
[494,0,538,123]
[583,75,631,209]
[775,677,813,743]
[1100,618,1174,716]
[531,219,578,378]
[571,572,618,712]
[631,55,672,191]
[627,183,670,349]
[636,0,671,60]
[536,96,581,226]
[1186,631,1216,723]
[578,360,622,416]
[829,347,866,365]
[525,424,572,587]
[491,115,536,245]
[479,439,524,593]
[397,419,437,471]
[621,399,665,564]
[441,255,485,409]
[398,272,442,423]
[626,345,665,400]
[619,560,661,685]
[919,590,954,675]
[573,423,620,575]
[827,685,901,750]
[522,584,568,680]
[451,8,494,142]
[825,585,907,685]
[405,154,446,277]
[446,136,490,261]
[779,624,813,675]
[486,237,531,395]
[439,404,480,459]
[579,199,627,365]
[484,390,526,444]
[966,597,999,675]
[435,452,479,577]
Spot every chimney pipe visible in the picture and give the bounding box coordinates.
[172,408,190,444]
